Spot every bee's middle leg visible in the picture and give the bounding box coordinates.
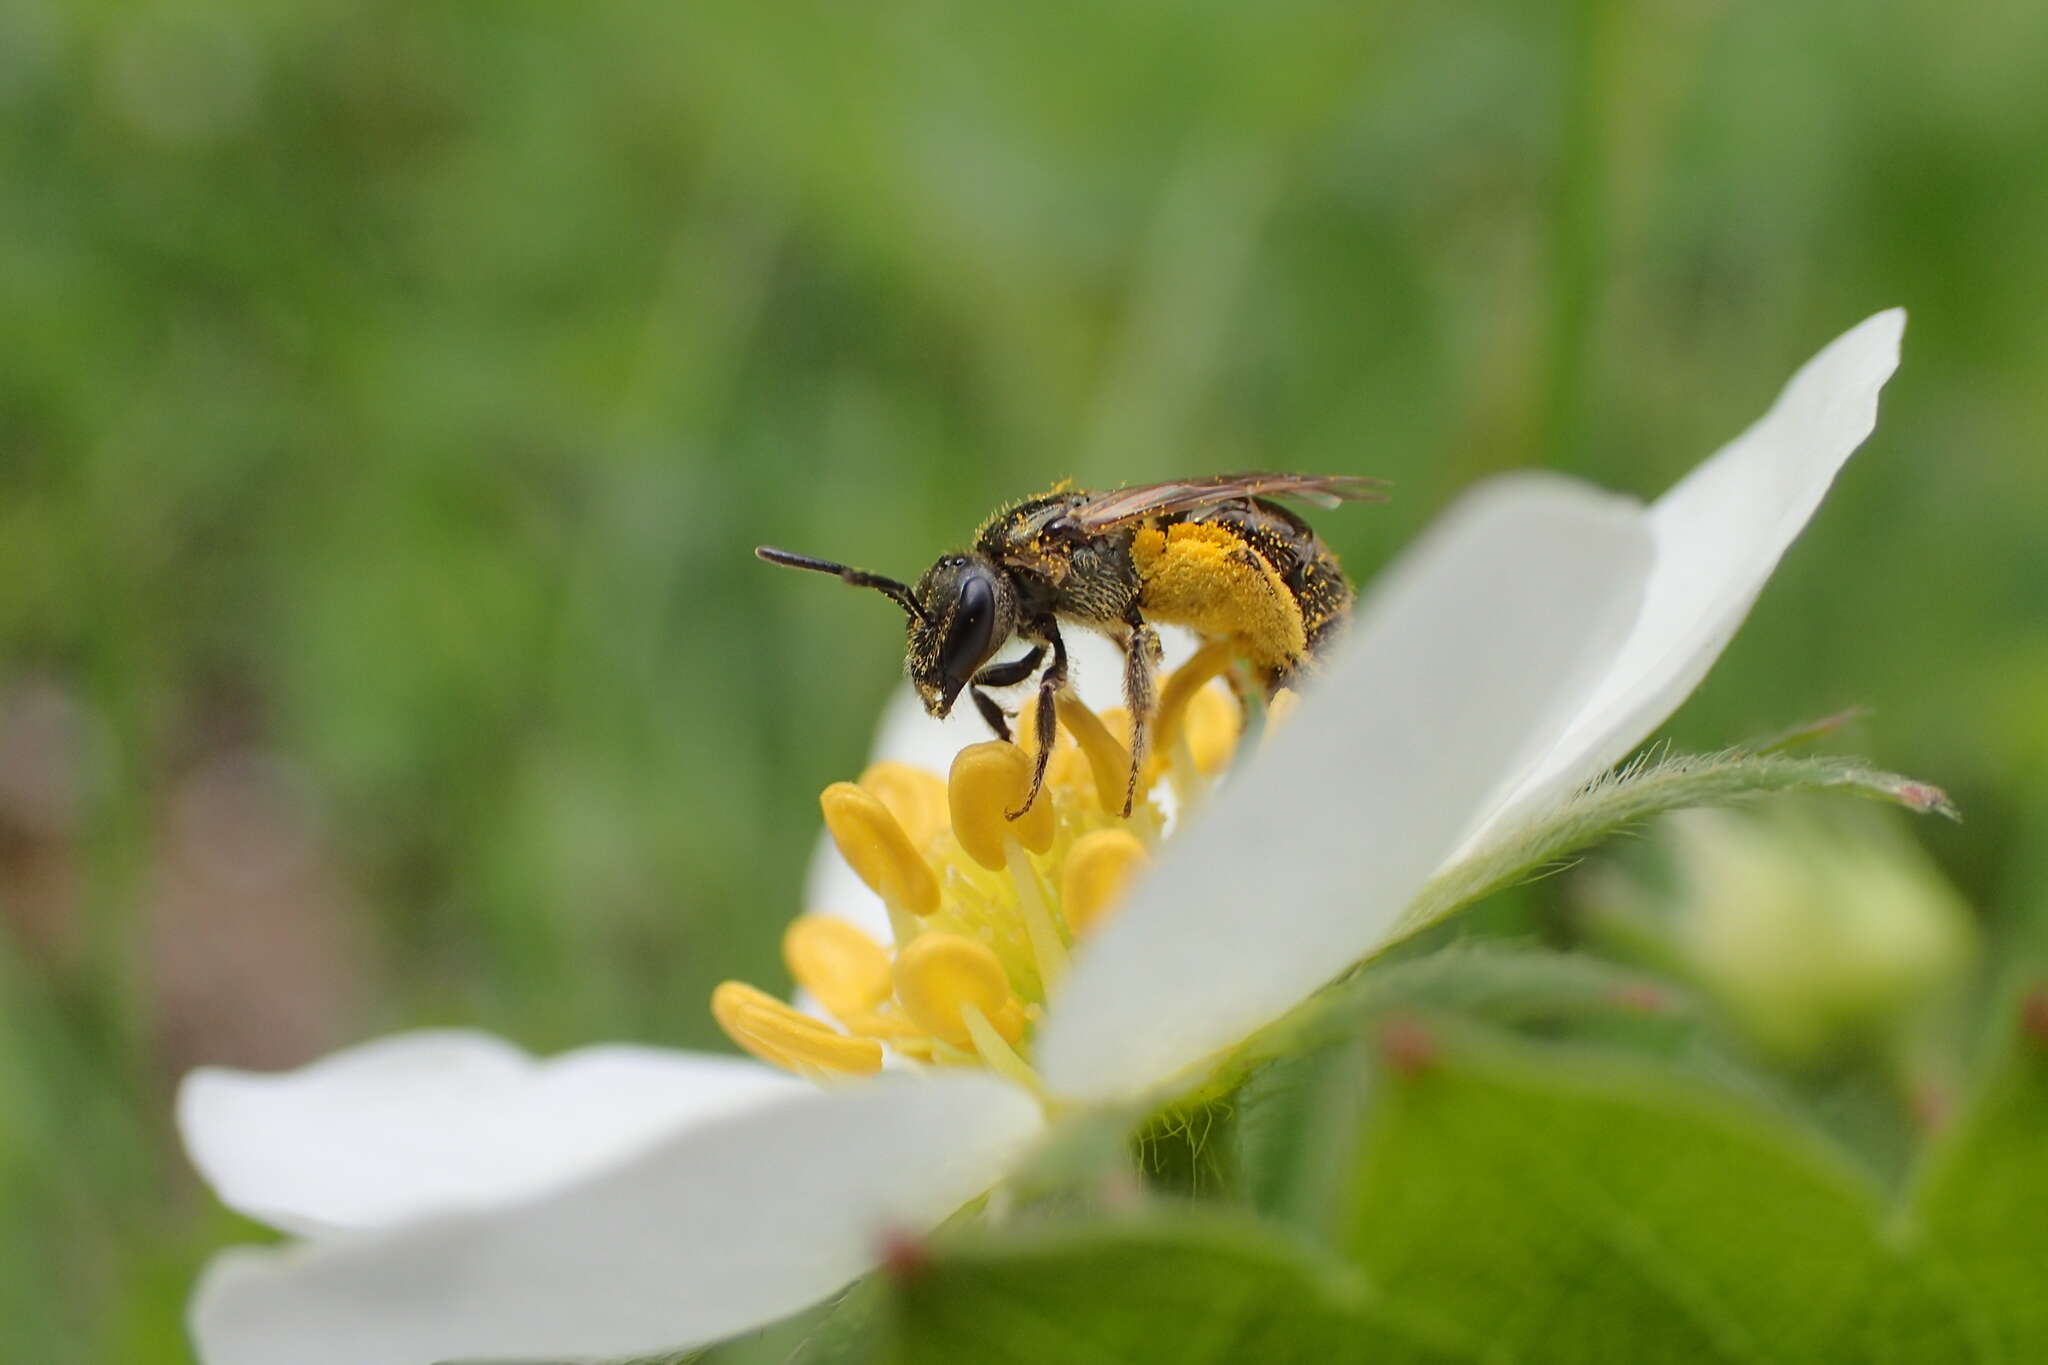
[1009,623,1066,820]
[1120,618,1161,818]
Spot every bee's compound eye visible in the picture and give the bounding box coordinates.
[939,573,998,683]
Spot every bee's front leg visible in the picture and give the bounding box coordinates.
[1120,616,1161,818]
[1009,621,1066,820]
[969,645,1047,745]
[969,687,1012,743]
[973,645,1045,689]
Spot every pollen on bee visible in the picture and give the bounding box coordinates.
[1130,523,1307,681]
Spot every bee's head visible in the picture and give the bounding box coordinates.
[752,544,1017,721]
[908,553,1016,718]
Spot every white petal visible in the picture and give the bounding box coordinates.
[179,1031,802,1238]
[1038,475,1654,1103]
[1464,310,1905,847]
[801,629,1199,943]
[190,1074,1044,1365]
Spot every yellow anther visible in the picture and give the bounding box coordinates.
[1180,682,1242,776]
[1155,639,1238,753]
[1061,828,1150,937]
[858,761,949,848]
[711,981,882,1076]
[782,916,892,1021]
[948,741,1055,869]
[1053,694,1134,814]
[820,781,939,918]
[893,932,1025,1048]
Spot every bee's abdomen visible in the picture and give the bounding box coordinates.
[1131,499,1353,692]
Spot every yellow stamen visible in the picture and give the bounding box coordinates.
[1155,639,1238,754]
[711,980,882,1076]
[821,782,939,930]
[893,932,1025,1048]
[1179,682,1242,778]
[949,742,1070,988]
[1265,687,1302,739]
[948,742,1055,868]
[858,761,950,848]
[782,916,892,1021]
[1006,835,1071,990]
[960,1000,1045,1099]
[1061,828,1150,937]
[837,1008,927,1044]
[1054,694,1134,814]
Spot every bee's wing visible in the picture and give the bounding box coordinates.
[1064,473,1386,531]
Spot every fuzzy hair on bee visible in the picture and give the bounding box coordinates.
[757,472,1383,819]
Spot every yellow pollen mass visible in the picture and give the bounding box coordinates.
[1131,522,1308,677]
[1061,828,1150,937]
[821,781,940,918]
[711,981,883,1076]
[948,742,1055,869]
[782,916,892,1020]
[893,932,1025,1048]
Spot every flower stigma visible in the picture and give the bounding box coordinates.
[711,652,1248,1097]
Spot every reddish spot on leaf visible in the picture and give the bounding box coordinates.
[2021,986,2048,1047]
[1909,1081,1954,1135]
[1613,983,1667,1015]
[1379,1015,1438,1077]
[879,1226,931,1283]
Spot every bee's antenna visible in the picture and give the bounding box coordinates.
[755,545,929,624]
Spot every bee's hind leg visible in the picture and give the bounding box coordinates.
[1119,617,1161,818]
[1009,622,1066,820]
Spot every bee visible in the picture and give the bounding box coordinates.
[758,473,1383,819]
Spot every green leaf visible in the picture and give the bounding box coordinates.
[1910,990,2048,1357]
[882,1215,1460,1365]
[1233,942,1700,1094]
[1342,1022,1976,1363]
[679,1282,883,1365]
[1237,945,1699,1242]
[1134,1098,1241,1200]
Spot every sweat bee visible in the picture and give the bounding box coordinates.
[758,473,1383,819]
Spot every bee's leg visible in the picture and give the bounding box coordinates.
[970,687,1012,743]
[970,647,1046,747]
[1119,617,1161,818]
[973,645,1045,690]
[1010,623,1066,820]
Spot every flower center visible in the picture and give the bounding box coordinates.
[711,648,1251,1088]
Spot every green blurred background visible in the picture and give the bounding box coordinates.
[2,0,2045,1358]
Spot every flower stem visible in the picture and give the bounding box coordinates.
[1133,1097,1240,1200]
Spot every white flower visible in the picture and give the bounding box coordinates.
[180,311,1905,1364]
